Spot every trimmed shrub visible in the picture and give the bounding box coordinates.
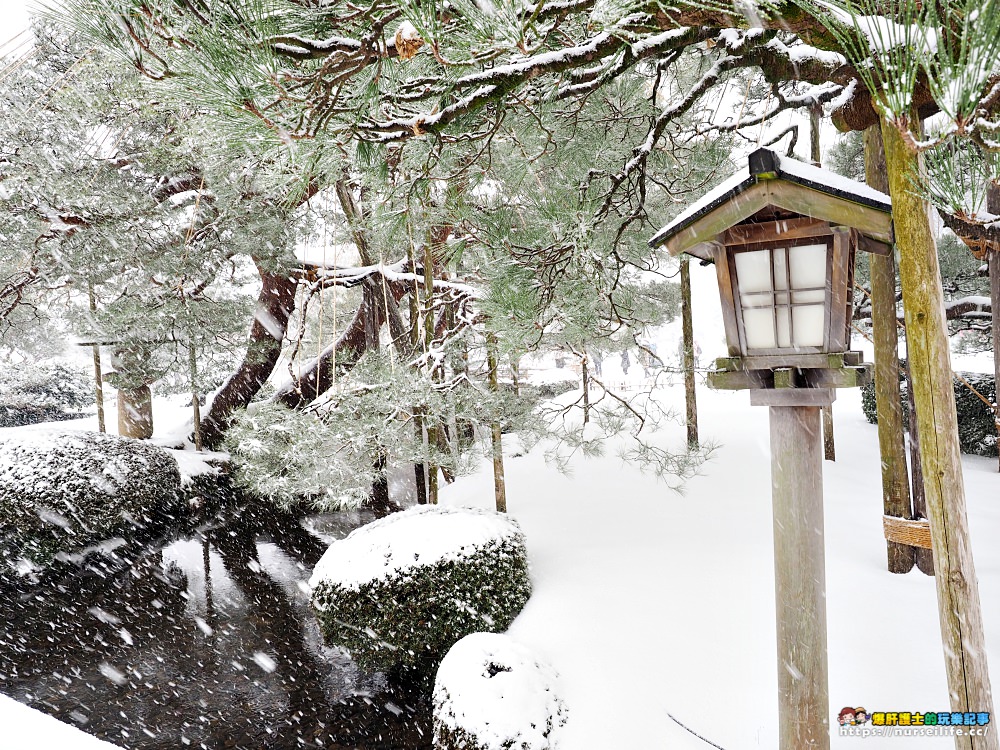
[309,505,531,680]
[0,363,93,427]
[860,364,997,457]
[433,633,568,750]
[0,431,183,579]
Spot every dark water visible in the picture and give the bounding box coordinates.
[0,509,432,749]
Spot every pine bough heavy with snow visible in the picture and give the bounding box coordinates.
[309,505,531,679]
[433,633,568,750]
[0,431,183,581]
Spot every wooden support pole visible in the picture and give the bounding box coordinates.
[87,285,105,433]
[864,123,915,574]
[486,332,507,513]
[681,255,699,449]
[883,115,996,748]
[988,184,1000,473]
[769,404,829,750]
[189,344,203,452]
[582,355,590,425]
[821,406,835,461]
[424,241,439,505]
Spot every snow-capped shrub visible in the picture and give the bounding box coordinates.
[860,364,997,457]
[433,633,568,750]
[0,362,94,427]
[0,431,183,578]
[309,505,531,679]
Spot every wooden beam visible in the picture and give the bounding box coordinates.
[665,184,772,256]
[723,217,832,246]
[765,181,894,244]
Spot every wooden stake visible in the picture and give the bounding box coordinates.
[680,255,699,449]
[883,115,996,748]
[864,124,914,574]
[486,332,507,513]
[189,344,203,452]
[87,284,105,433]
[769,404,829,750]
[987,184,1000,473]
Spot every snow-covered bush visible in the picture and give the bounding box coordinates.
[0,431,183,578]
[860,365,997,457]
[433,633,568,750]
[309,505,531,679]
[0,362,93,427]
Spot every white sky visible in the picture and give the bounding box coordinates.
[0,0,30,33]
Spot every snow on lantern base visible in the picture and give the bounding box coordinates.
[308,505,531,680]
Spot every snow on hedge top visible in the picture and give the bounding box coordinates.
[433,632,566,748]
[309,505,524,594]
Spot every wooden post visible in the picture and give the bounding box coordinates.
[810,104,836,462]
[582,355,590,425]
[864,124,915,574]
[189,344,203,452]
[882,115,996,748]
[904,361,934,575]
[769,402,829,750]
[87,285,105,433]
[486,332,507,513]
[988,184,1000,473]
[821,407,835,461]
[423,242,439,505]
[680,255,699,449]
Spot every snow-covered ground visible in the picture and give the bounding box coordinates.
[3,261,998,747]
[440,380,1000,749]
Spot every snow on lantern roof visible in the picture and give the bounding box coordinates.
[648,148,893,258]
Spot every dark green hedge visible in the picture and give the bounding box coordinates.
[861,364,997,457]
[311,524,531,681]
[0,431,184,579]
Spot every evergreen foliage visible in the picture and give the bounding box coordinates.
[309,506,531,679]
[860,366,997,457]
[0,431,183,579]
[0,361,93,426]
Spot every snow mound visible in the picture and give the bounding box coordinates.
[433,633,568,750]
[0,431,183,578]
[1,693,124,749]
[310,505,531,676]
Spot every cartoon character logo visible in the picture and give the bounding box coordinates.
[839,707,857,726]
[855,708,869,725]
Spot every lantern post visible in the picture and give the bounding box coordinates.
[649,149,890,749]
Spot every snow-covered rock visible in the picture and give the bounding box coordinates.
[433,633,568,750]
[0,431,183,579]
[309,505,531,677]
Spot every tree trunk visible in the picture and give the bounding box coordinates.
[988,184,1000,473]
[864,123,914,574]
[680,255,699,449]
[811,104,836,462]
[423,242,439,505]
[882,115,996,747]
[582,355,590,425]
[87,284,106,434]
[199,264,298,448]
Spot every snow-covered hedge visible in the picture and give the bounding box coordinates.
[0,363,93,427]
[309,505,531,679]
[433,633,568,750]
[860,365,997,457]
[0,431,183,578]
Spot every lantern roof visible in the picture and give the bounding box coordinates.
[648,148,893,259]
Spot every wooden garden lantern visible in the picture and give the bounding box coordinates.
[649,148,893,750]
